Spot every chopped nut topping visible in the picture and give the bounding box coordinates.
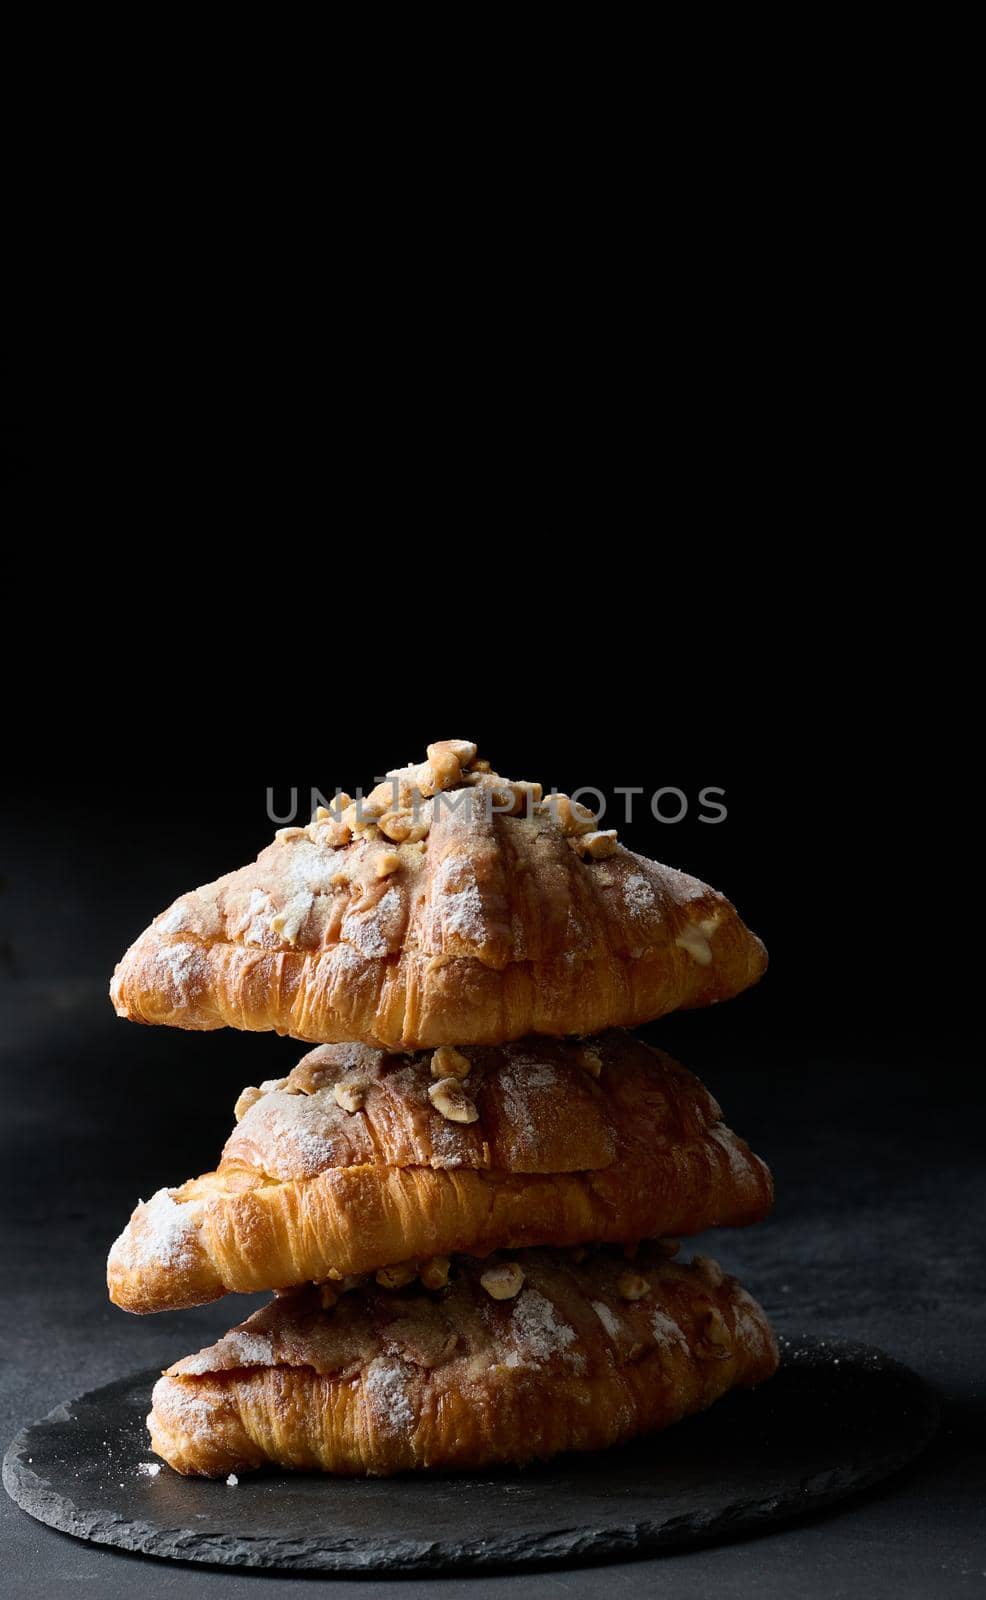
[423,742,465,792]
[269,903,309,945]
[411,763,438,798]
[318,1284,339,1311]
[359,787,393,818]
[233,1085,263,1122]
[577,1045,603,1078]
[428,1076,479,1123]
[431,1045,471,1080]
[694,1255,724,1287]
[341,799,385,836]
[700,1307,732,1357]
[541,793,598,836]
[289,1063,327,1093]
[314,795,352,824]
[270,744,651,868]
[419,1255,451,1290]
[571,829,618,859]
[293,744,562,853]
[480,1261,525,1300]
[617,1271,650,1301]
[675,913,722,966]
[375,850,402,878]
[378,809,431,844]
[308,797,354,847]
[442,739,479,766]
[375,1261,418,1290]
[366,775,408,811]
[486,778,542,817]
[675,924,713,965]
[408,741,480,798]
[333,1080,366,1113]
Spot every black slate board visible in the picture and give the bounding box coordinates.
[3,1336,939,1573]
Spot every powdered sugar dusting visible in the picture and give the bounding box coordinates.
[426,1113,472,1167]
[137,1461,161,1477]
[180,1330,274,1375]
[710,1125,752,1184]
[660,864,712,904]
[591,1300,622,1340]
[650,1307,687,1349]
[158,902,193,935]
[377,887,401,919]
[444,884,484,940]
[510,1289,577,1365]
[243,888,274,946]
[624,873,655,917]
[363,1357,414,1434]
[281,839,338,898]
[502,1053,557,1090]
[111,1188,205,1272]
[495,1055,557,1156]
[342,885,403,959]
[331,942,364,973]
[233,1093,342,1179]
[165,1386,215,1442]
[343,909,388,958]
[155,941,207,993]
[732,1286,768,1351]
[431,854,486,947]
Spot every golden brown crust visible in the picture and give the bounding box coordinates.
[148,1247,778,1476]
[107,1033,773,1313]
[110,760,766,1047]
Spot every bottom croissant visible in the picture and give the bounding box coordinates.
[148,1246,777,1477]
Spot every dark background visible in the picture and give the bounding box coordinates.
[2,701,983,1598]
[4,55,979,1587]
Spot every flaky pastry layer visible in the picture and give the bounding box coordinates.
[108,1033,773,1313]
[149,1246,778,1476]
[110,743,766,1048]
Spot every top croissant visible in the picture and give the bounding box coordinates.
[110,740,767,1049]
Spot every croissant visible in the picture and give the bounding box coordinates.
[107,1031,773,1315]
[110,740,766,1049]
[148,1246,778,1476]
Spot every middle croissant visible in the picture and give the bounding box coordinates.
[108,1030,772,1315]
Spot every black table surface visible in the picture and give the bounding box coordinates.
[2,988,983,1600]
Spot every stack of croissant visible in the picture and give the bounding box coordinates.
[108,740,777,1478]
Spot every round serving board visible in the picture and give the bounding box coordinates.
[3,1336,938,1573]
